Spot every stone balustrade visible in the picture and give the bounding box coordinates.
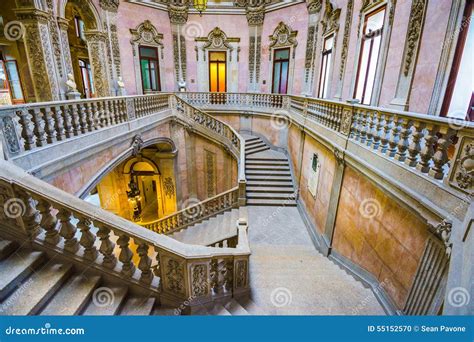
[178,92,285,109]
[0,94,171,158]
[143,187,239,234]
[0,160,250,309]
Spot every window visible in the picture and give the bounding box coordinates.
[209,51,226,92]
[0,55,25,105]
[353,6,386,105]
[272,48,290,94]
[74,16,85,41]
[308,153,321,197]
[139,46,161,92]
[318,35,334,98]
[79,59,94,98]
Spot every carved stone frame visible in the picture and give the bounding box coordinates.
[267,22,298,94]
[130,20,165,94]
[195,27,241,92]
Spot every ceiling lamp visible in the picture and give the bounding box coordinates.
[193,0,207,15]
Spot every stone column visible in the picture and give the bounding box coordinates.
[246,5,265,92]
[302,0,322,95]
[168,4,189,91]
[84,31,112,98]
[15,8,60,102]
[390,0,428,110]
[57,18,74,78]
[99,0,123,95]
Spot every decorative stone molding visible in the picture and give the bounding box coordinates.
[246,5,265,25]
[333,147,345,165]
[430,220,453,256]
[130,21,165,94]
[402,0,427,76]
[307,0,323,14]
[448,137,473,194]
[339,0,354,80]
[85,31,111,97]
[198,27,238,55]
[131,134,144,157]
[321,0,341,35]
[99,0,119,12]
[168,4,188,25]
[191,263,208,297]
[269,22,298,56]
[164,257,186,296]
[234,259,248,289]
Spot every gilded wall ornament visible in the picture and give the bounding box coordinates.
[164,177,175,198]
[403,0,427,76]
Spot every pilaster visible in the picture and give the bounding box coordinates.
[84,31,112,98]
[246,5,265,92]
[169,4,189,90]
[303,0,322,95]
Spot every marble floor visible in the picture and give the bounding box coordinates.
[247,206,385,315]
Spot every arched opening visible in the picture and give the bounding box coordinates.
[64,0,98,98]
[86,142,178,225]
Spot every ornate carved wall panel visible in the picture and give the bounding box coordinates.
[205,150,217,197]
[85,31,112,98]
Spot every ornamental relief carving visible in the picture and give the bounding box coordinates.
[402,0,427,76]
[307,0,322,14]
[321,0,340,35]
[191,264,208,297]
[449,138,473,194]
[1,116,21,155]
[235,260,248,289]
[339,0,354,80]
[168,4,188,25]
[165,258,185,295]
[130,20,164,49]
[269,22,298,58]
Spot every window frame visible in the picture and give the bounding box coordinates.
[271,47,290,94]
[139,45,161,93]
[353,5,387,105]
[318,34,334,98]
[208,51,227,93]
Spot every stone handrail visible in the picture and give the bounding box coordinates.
[143,187,239,234]
[0,160,250,308]
[175,92,473,196]
[0,93,171,158]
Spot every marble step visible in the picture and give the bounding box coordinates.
[120,297,156,315]
[208,303,232,315]
[237,297,267,315]
[246,165,290,171]
[246,170,291,176]
[82,286,128,315]
[0,239,18,261]
[247,175,293,181]
[224,298,250,315]
[246,161,289,166]
[247,180,294,187]
[1,263,73,315]
[247,193,296,200]
[247,198,297,206]
[245,140,264,148]
[246,186,295,193]
[0,249,45,301]
[244,137,260,143]
[246,157,288,162]
[40,274,101,315]
[246,146,271,155]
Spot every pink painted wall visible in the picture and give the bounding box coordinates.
[260,3,309,94]
[117,3,175,94]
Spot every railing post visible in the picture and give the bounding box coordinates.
[238,179,246,206]
[125,97,136,121]
[0,109,24,159]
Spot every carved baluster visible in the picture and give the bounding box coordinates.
[379,113,393,153]
[61,105,74,138]
[394,118,412,162]
[91,102,101,129]
[83,102,93,131]
[365,111,376,147]
[31,108,46,147]
[359,110,368,143]
[417,124,437,173]
[52,105,65,141]
[35,199,61,246]
[16,190,40,239]
[71,103,81,135]
[406,121,425,167]
[372,111,383,150]
[429,128,453,180]
[77,216,98,261]
[41,107,56,144]
[96,224,117,269]
[387,116,402,157]
[16,109,36,150]
[153,248,162,291]
[117,234,135,277]
[223,258,233,292]
[57,208,79,253]
[137,242,153,284]
[77,103,87,134]
[210,259,219,295]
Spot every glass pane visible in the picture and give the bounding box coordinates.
[364,36,382,105]
[150,61,157,90]
[209,62,218,92]
[210,51,226,62]
[355,40,370,101]
[280,61,289,94]
[273,61,281,93]
[324,36,334,51]
[275,48,290,61]
[87,65,95,94]
[218,63,226,92]
[319,56,328,98]
[140,46,158,59]
[324,55,332,98]
[365,8,385,34]
[0,62,8,91]
[141,60,151,90]
[5,61,23,100]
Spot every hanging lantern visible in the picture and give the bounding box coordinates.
[193,0,207,15]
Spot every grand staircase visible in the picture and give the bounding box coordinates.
[244,135,297,206]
